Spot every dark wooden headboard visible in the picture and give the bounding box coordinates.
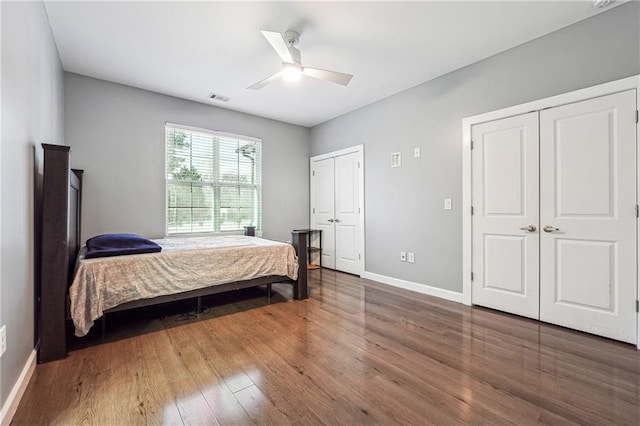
[68,169,83,279]
[39,144,83,363]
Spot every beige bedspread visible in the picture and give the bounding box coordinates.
[70,235,298,336]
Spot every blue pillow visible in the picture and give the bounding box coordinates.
[85,233,161,259]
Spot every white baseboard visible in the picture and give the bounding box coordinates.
[0,349,36,426]
[362,271,464,304]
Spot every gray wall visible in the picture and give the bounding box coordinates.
[1,0,64,406]
[65,73,310,243]
[310,2,640,293]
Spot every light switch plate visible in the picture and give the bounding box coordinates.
[0,325,6,357]
[444,198,452,210]
[391,152,402,168]
[414,148,421,158]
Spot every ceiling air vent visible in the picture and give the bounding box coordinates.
[209,93,231,102]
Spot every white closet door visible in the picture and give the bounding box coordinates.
[472,112,540,319]
[334,152,361,274]
[540,90,637,344]
[313,158,336,269]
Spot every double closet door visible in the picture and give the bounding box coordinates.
[472,90,637,344]
[311,150,362,275]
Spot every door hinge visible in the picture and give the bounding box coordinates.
[358,161,361,168]
[471,272,474,281]
[636,110,639,124]
[312,170,315,176]
[471,206,474,215]
[636,300,639,313]
[313,208,315,214]
[359,254,361,260]
[636,204,639,218]
[470,140,474,150]
[358,207,361,213]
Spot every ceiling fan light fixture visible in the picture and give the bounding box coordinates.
[282,62,302,82]
[249,29,353,90]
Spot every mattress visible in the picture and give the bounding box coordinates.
[69,235,299,336]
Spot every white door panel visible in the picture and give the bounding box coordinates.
[483,234,527,294]
[335,153,361,274]
[315,221,335,268]
[311,150,363,275]
[313,158,335,269]
[540,90,637,344]
[336,226,357,260]
[553,109,613,216]
[472,112,540,319]
[314,159,335,218]
[482,127,527,215]
[554,239,615,311]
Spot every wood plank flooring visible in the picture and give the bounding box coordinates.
[13,269,640,425]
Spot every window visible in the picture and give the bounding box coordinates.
[165,123,262,235]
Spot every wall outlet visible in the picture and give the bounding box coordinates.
[0,325,6,357]
[400,251,407,262]
[444,198,452,210]
[408,252,415,263]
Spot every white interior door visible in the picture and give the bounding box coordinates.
[313,158,336,269]
[311,147,364,275]
[334,152,361,275]
[471,112,540,319]
[539,90,637,344]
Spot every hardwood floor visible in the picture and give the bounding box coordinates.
[13,269,640,425]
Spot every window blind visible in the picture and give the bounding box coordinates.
[166,124,262,235]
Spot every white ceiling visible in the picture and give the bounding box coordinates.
[43,1,616,127]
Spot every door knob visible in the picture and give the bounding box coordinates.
[328,219,335,223]
[543,225,559,233]
[334,218,341,223]
[519,225,536,232]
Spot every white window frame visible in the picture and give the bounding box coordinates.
[165,122,262,236]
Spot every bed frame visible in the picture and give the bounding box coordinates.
[38,144,308,363]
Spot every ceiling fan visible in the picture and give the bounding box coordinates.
[248,30,353,90]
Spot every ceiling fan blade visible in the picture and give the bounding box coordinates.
[302,67,353,86]
[247,71,282,90]
[260,30,293,63]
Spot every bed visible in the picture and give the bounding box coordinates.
[38,143,309,363]
[71,235,299,337]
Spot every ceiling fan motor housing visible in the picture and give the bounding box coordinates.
[284,30,300,46]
